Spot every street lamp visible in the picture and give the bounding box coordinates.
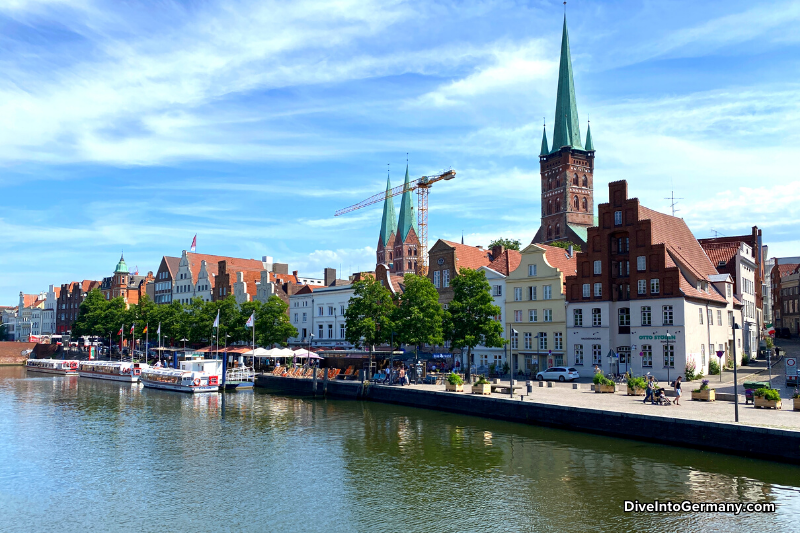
[308,333,314,370]
[732,322,741,423]
[180,337,188,355]
[665,329,672,386]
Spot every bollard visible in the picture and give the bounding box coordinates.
[572,383,580,390]
[538,381,544,387]
[547,381,554,388]
[526,380,532,394]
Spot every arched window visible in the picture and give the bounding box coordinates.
[547,225,553,239]
[548,179,553,190]
[556,177,560,188]
[555,223,561,236]
[408,261,412,270]
[582,197,588,211]
[582,175,588,187]
[573,173,579,185]
[555,198,561,212]
[547,200,552,215]
[573,195,579,209]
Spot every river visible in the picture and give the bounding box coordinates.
[1,366,798,532]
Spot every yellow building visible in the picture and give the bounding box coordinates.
[505,243,577,373]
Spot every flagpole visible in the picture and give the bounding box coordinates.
[145,324,149,366]
[121,325,124,362]
[252,314,255,371]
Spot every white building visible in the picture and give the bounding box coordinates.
[288,284,354,349]
[15,292,46,341]
[41,284,59,336]
[472,265,507,369]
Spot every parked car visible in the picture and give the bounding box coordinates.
[535,367,580,382]
[778,328,792,339]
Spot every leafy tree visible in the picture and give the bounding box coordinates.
[444,268,504,380]
[72,289,108,338]
[393,273,444,361]
[344,275,395,377]
[0,323,7,340]
[488,238,520,251]
[548,240,581,252]
[252,296,297,347]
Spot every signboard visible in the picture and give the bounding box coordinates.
[716,350,725,358]
[638,334,676,341]
[787,357,797,386]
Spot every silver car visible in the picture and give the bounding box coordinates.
[536,367,580,382]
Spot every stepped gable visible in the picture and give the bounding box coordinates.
[186,253,263,284]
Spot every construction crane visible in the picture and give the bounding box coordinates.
[335,169,456,276]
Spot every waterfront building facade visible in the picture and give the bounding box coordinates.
[56,280,101,335]
[505,243,577,373]
[41,284,59,336]
[100,255,153,307]
[154,256,180,304]
[1,307,16,341]
[288,284,354,349]
[565,181,743,381]
[771,258,800,335]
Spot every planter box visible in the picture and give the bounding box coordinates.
[754,397,782,409]
[692,389,716,402]
[626,386,645,396]
[794,398,800,411]
[594,384,615,393]
[445,383,464,392]
[471,383,491,395]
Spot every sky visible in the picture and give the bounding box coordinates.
[1,0,800,303]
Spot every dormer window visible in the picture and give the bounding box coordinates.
[718,261,726,267]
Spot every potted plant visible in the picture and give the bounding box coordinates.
[793,389,800,411]
[472,376,491,395]
[691,379,715,401]
[626,376,647,396]
[754,388,782,409]
[593,373,615,393]
[684,360,697,381]
[445,372,464,392]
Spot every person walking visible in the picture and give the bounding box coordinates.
[643,375,655,404]
[673,375,683,405]
[399,366,406,386]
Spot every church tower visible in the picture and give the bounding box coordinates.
[533,15,595,246]
[376,172,398,270]
[392,165,420,275]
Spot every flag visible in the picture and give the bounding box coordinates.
[213,310,220,328]
[118,326,123,336]
[157,322,161,335]
[134,265,139,275]
[246,312,255,328]
[190,234,197,252]
[143,325,148,334]
[130,324,135,334]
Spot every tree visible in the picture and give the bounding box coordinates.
[393,274,444,366]
[252,296,297,347]
[0,323,7,341]
[444,268,504,380]
[344,275,395,378]
[71,289,108,338]
[548,240,581,252]
[488,238,520,251]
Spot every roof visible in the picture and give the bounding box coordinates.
[679,272,728,304]
[440,240,492,271]
[82,280,101,293]
[184,253,264,285]
[21,294,38,308]
[539,244,578,276]
[539,125,549,156]
[162,256,181,278]
[487,249,522,276]
[114,254,128,274]
[708,273,732,282]
[550,15,583,152]
[701,242,739,269]
[584,122,594,151]
[396,165,417,242]
[232,270,262,296]
[379,174,398,247]
[567,224,588,244]
[776,264,799,278]
[270,271,298,285]
[53,287,61,298]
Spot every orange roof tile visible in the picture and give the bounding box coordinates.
[185,253,264,285]
[539,244,579,277]
[440,240,492,271]
[487,249,522,276]
[21,294,38,308]
[777,264,799,278]
[639,206,719,279]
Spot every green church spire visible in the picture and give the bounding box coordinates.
[379,173,397,247]
[396,165,417,242]
[539,124,549,156]
[550,14,582,152]
[585,121,594,151]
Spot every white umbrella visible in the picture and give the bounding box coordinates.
[243,347,273,357]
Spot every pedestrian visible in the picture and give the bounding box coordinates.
[673,375,683,405]
[399,366,406,386]
[643,375,655,404]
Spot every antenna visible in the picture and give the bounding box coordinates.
[710,229,726,238]
[664,190,684,217]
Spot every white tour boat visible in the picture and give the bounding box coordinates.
[140,359,222,393]
[25,359,80,375]
[77,361,149,383]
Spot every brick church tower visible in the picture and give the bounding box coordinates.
[533,15,595,247]
[392,165,420,275]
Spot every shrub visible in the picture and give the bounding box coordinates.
[627,376,647,390]
[447,373,463,386]
[474,376,490,385]
[693,379,711,393]
[593,373,614,386]
[742,355,750,366]
[766,337,774,349]
[685,360,697,381]
[793,388,800,399]
[502,362,510,375]
[708,359,720,375]
[755,388,780,401]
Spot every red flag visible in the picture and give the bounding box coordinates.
[117,326,123,336]
[130,324,135,334]
[190,234,197,252]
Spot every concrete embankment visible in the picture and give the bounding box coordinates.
[254,375,800,464]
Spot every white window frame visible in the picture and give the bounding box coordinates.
[554,332,563,350]
[514,287,522,301]
[514,310,522,322]
[593,260,602,275]
[594,283,602,297]
[543,285,552,300]
[433,270,440,288]
[638,279,646,295]
[663,305,673,326]
[582,284,590,298]
[544,309,553,322]
[574,344,584,365]
[529,309,538,322]
[651,279,660,294]
[637,256,646,271]
[592,344,602,365]
[592,308,601,327]
[528,264,537,276]
[574,309,582,327]
[443,269,450,287]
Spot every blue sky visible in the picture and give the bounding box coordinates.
[2,0,800,303]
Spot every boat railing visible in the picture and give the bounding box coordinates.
[225,366,255,382]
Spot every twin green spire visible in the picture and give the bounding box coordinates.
[379,173,397,246]
[396,164,417,241]
[546,15,594,154]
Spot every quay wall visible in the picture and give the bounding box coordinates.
[254,375,800,464]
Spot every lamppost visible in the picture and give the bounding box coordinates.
[308,333,314,370]
[665,329,672,386]
[732,322,741,423]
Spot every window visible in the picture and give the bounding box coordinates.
[701,343,705,359]
[328,324,333,338]
[651,279,660,294]
[443,269,450,287]
[641,306,651,326]
[529,286,537,300]
[539,333,547,350]
[728,311,734,327]
[726,284,732,298]
[582,284,590,298]
[663,305,673,325]
[717,310,722,326]
[511,331,519,349]
[340,305,345,316]
[614,211,622,225]
[433,271,440,288]
[528,264,537,276]
[574,309,583,326]
[592,308,601,326]
[340,324,346,339]
[638,279,646,295]
[642,345,652,367]
[707,308,713,324]
[663,344,675,368]
[543,285,552,300]
[594,283,602,297]
[294,313,298,323]
[492,285,502,296]
[593,260,602,275]
[514,287,522,301]
[582,197,588,211]
[529,309,538,322]
[617,237,629,253]
[318,324,323,338]
[637,256,646,271]
[699,308,704,325]
[574,344,584,365]
[619,308,630,326]
[514,310,523,322]
[318,306,324,316]
[328,306,334,316]
[554,332,563,350]
[544,309,553,322]
[592,344,602,365]
[524,332,532,350]
[302,313,307,322]
[618,260,630,277]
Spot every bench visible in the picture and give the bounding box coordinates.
[490,384,524,394]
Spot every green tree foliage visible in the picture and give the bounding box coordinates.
[0,323,7,340]
[71,289,108,337]
[253,296,297,347]
[488,238,521,251]
[548,240,582,252]
[393,273,443,355]
[344,275,394,352]
[444,268,504,379]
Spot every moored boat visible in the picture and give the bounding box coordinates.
[25,359,80,375]
[78,361,149,383]
[141,359,221,393]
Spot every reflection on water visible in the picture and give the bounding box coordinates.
[0,367,798,533]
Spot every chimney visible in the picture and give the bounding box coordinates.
[491,245,504,259]
[293,270,299,279]
[324,268,336,286]
[568,244,573,258]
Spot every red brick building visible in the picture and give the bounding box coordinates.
[56,280,101,335]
